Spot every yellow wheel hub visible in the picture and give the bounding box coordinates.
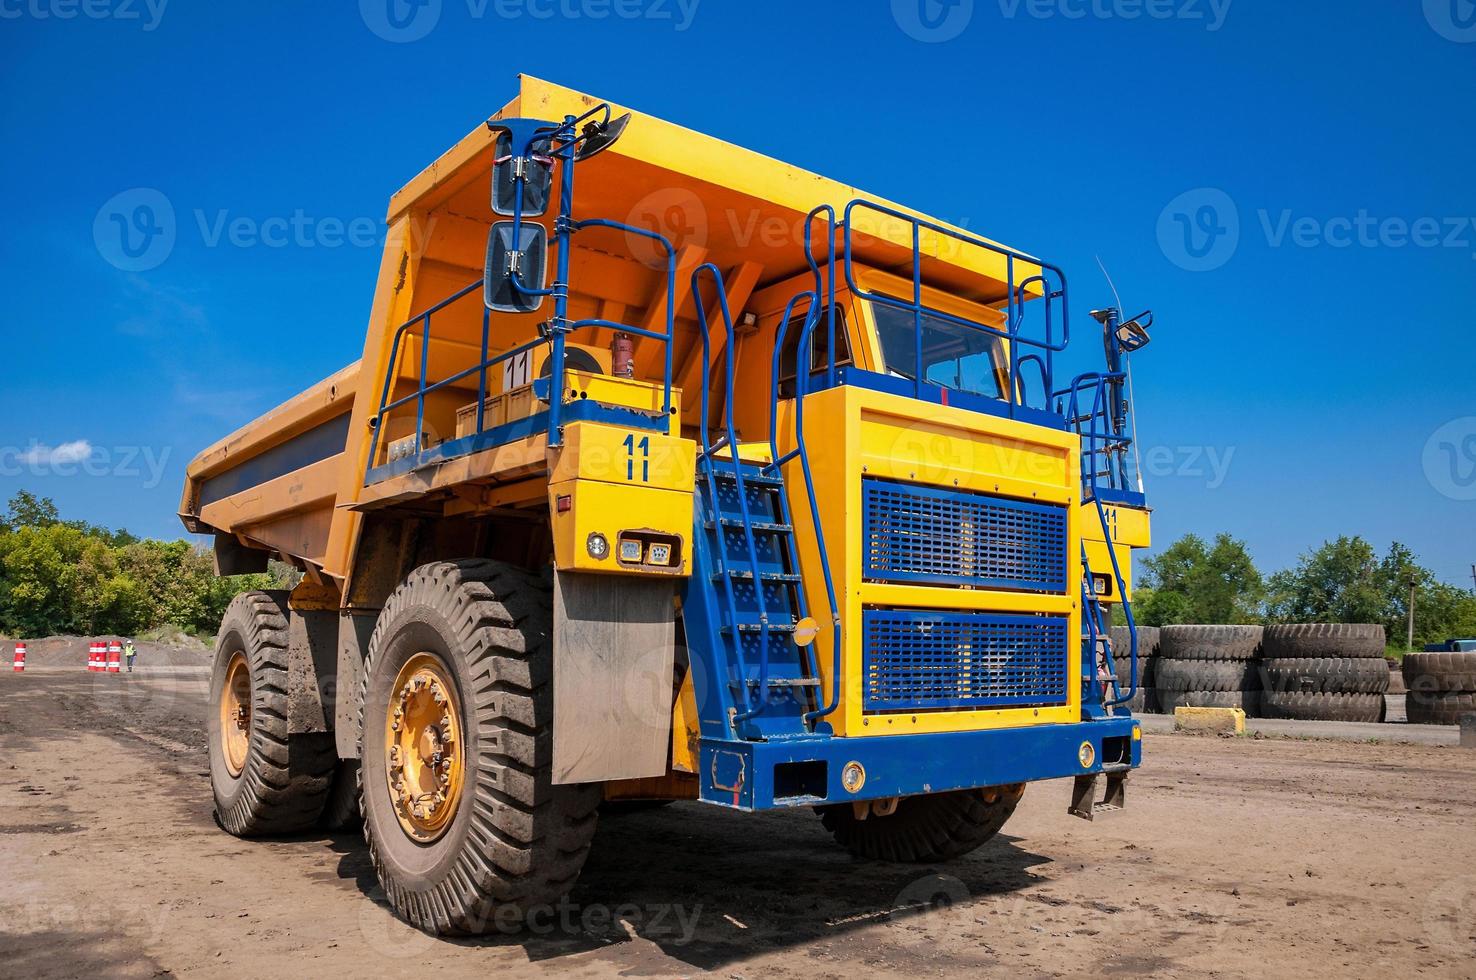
[219,651,251,777]
[384,653,464,843]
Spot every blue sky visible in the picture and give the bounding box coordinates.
[2,0,1474,586]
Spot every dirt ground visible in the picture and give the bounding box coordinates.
[3,645,1475,979]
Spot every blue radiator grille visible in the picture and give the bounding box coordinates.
[862,609,1071,712]
[862,479,1068,592]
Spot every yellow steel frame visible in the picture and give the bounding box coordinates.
[776,384,1083,738]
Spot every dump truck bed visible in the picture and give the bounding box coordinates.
[179,75,1039,581]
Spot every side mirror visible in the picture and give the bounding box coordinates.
[573,112,631,161]
[485,221,548,314]
[1116,310,1153,352]
[485,118,558,217]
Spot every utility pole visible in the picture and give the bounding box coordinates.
[1470,564,1475,592]
[1407,574,1418,653]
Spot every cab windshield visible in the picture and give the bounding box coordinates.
[870,301,1006,400]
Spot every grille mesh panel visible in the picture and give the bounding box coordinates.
[862,609,1071,711]
[862,479,1068,591]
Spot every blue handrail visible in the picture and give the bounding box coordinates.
[690,262,780,722]
[767,290,844,724]
[1066,374,1139,708]
[364,150,681,481]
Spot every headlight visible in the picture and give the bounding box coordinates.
[586,532,609,560]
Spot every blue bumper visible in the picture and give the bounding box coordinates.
[698,716,1142,810]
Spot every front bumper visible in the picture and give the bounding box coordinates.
[697,715,1142,810]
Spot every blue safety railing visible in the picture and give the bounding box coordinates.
[821,199,1071,415]
[1063,374,1140,709]
[1056,371,1141,504]
[364,106,681,484]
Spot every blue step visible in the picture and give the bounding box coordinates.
[724,622,797,635]
[706,518,793,533]
[708,468,783,487]
[714,570,802,583]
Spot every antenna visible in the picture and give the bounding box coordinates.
[1095,255,1144,493]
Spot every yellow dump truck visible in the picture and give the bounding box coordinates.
[181,76,1154,934]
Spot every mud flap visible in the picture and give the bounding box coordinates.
[552,570,676,784]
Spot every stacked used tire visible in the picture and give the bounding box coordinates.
[1155,625,1263,715]
[1258,624,1388,723]
[1402,650,1476,725]
[1109,625,1160,713]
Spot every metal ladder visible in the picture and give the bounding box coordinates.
[687,264,825,741]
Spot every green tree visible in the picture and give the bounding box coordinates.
[3,490,60,530]
[1137,532,1263,625]
[0,492,296,639]
[1264,536,1384,624]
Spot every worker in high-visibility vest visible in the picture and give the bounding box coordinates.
[124,640,137,672]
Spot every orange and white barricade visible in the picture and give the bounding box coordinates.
[11,642,24,672]
[107,641,122,673]
[88,641,102,672]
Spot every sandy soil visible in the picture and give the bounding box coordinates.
[2,652,1474,979]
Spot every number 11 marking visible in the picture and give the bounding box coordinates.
[623,434,650,482]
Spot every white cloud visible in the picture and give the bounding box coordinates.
[19,440,94,466]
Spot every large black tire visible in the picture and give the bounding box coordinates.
[818,785,1024,863]
[1262,623,1385,659]
[1113,654,1157,688]
[1261,690,1385,723]
[319,760,362,832]
[1402,652,1476,693]
[1155,659,1258,692]
[1155,689,1260,714]
[359,560,601,935]
[1159,625,1262,662]
[1110,625,1161,660]
[1405,692,1476,726]
[1259,657,1390,695]
[208,591,336,836]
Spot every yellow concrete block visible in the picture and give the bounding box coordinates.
[1174,706,1246,734]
